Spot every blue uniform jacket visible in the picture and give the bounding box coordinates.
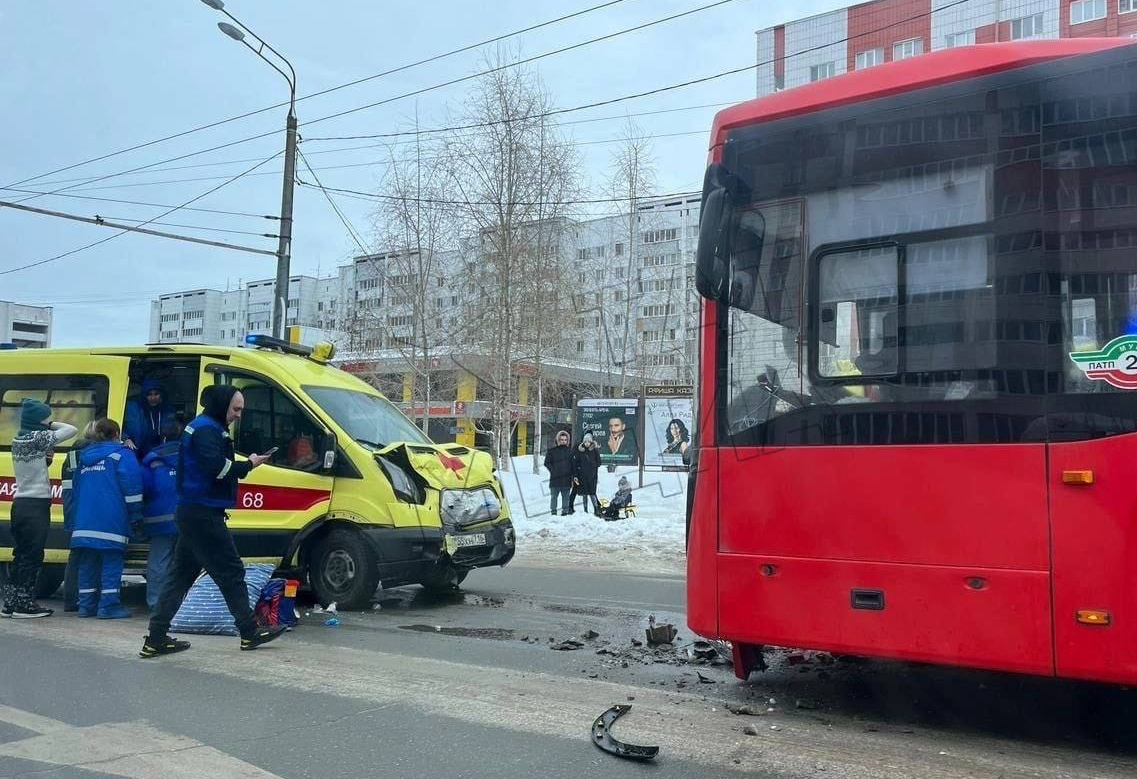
[70,441,144,551]
[123,378,173,458]
[178,413,252,509]
[141,441,180,536]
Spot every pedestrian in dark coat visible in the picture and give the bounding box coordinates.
[571,432,601,516]
[542,430,574,516]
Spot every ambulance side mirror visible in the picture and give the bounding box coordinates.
[322,431,337,472]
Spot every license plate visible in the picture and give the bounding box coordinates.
[454,533,487,548]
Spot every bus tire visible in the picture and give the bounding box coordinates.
[419,564,468,595]
[0,562,65,600]
[309,528,380,610]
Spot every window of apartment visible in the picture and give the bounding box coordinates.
[576,341,585,353]
[614,290,623,302]
[1010,13,1044,39]
[641,303,675,318]
[182,310,203,320]
[614,314,624,326]
[854,48,884,69]
[317,302,324,311]
[1124,0,1137,13]
[182,328,203,337]
[809,61,835,82]
[437,276,445,287]
[642,228,678,244]
[286,298,298,308]
[359,278,379,291]
[615,267,625,279]
[774,73,785,91]
[615,242,624,256]
[1071,0,1106,22]
[577,247,592,261]
[450,295,458,306]
[387,315,413,327]
[892,38,924,60]
[944,29,976,47]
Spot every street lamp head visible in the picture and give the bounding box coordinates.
[200,0,226,9]
[217,21,246,41]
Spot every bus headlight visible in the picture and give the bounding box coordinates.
[440,487,502,527]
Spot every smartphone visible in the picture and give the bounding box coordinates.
[264,446,280,457]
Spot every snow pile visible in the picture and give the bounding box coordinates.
[497,456,687,573]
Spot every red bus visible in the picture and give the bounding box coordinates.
[688,38,1137,685]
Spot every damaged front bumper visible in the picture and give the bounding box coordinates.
[433,520,515,570]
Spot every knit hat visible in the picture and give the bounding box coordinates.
[617,476,630,490]
[582,432,594,445]
[19,398,51,433]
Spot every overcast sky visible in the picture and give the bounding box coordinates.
[0,0,845,346]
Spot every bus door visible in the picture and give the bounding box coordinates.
[1049,265,1137,684]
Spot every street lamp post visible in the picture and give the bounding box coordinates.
[201,0,297,339]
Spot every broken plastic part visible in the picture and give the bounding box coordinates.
[591,705,659,762]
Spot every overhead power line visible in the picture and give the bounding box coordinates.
[295,178,702,207]
[0,200,278,255]
[0,153,280,276]
[1,0,631,190]
[9,0,742,201]
[0,187,279,220]
[297,149,369,253]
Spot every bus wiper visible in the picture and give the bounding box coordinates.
[354,437,385,450]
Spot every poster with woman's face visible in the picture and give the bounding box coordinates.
[643,396,694,469]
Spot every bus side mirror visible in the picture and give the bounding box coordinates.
[695,167,734,302]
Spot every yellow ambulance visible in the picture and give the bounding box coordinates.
[0,336,514,608]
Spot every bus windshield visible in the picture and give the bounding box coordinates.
[716,48,1137,446]
[304,386,432,448]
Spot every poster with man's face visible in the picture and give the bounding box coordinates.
[576,399,638,466]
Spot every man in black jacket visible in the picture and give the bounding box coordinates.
[543,430,574,516]
[140,384,284,658]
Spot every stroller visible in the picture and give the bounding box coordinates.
[599,477,634,521]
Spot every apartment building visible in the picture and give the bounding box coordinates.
[0,301,52,348]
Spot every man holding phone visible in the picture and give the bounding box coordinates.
[141,385,286,658]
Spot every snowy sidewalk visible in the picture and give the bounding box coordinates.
[498,457,687,575]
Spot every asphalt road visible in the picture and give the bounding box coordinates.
[0,564,1135,779]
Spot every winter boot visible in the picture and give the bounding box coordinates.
[98,604,133,619]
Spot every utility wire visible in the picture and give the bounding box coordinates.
[297,149,369,253]
[295,178,702,207]
[0,153,280,276]
[0,187,279,220]
[0,201,277,255]
[10,0,742,201]
[1,0,631,190]
[38,130,706,194]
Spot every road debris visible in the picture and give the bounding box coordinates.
[591,706,659,762]
[646,615,678,645]
[696,672,715,684]
[582,629,600,640]
[550,639,585,651]
[742,725,759,736]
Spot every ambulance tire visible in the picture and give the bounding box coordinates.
[309,528,380,610]
[0,563,65,599]
[419,564,468,595]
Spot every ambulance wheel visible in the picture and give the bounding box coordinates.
[309,529,380,610]
[419,564,468,595]
[0,563,65,599]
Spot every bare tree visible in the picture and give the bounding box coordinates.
[607,118,658,394]
[342,110,459,435]
[445,51,581,472]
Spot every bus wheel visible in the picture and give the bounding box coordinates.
[419,563,468,595]
[309,529,380,610]
[0,563,65,599]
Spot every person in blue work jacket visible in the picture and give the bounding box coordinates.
[70,418,143,619]
[60,421,98,612]
[141,384,286,658]
[139,416,184,610]
[123,377,174,459]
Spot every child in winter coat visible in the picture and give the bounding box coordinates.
[602,476,633,521]
[140,417,183,610]
[70,418,144,619]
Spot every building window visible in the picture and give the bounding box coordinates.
[576,341,585,353]
[1071,0,1106,23]
[854,48,884,69]
[944,29,976,47]
[1124,0,1137,13]
[1009,13,1044,39]
[892,38,924,60]
[809,61,835,82]
[615,242,624,256]
[774,72,785,91]
[642,228,677,244]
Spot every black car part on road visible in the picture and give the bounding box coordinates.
[591,705,659,761]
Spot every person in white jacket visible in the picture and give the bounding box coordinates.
[4,398,77,618]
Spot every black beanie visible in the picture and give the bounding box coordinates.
[204,384,239,424]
